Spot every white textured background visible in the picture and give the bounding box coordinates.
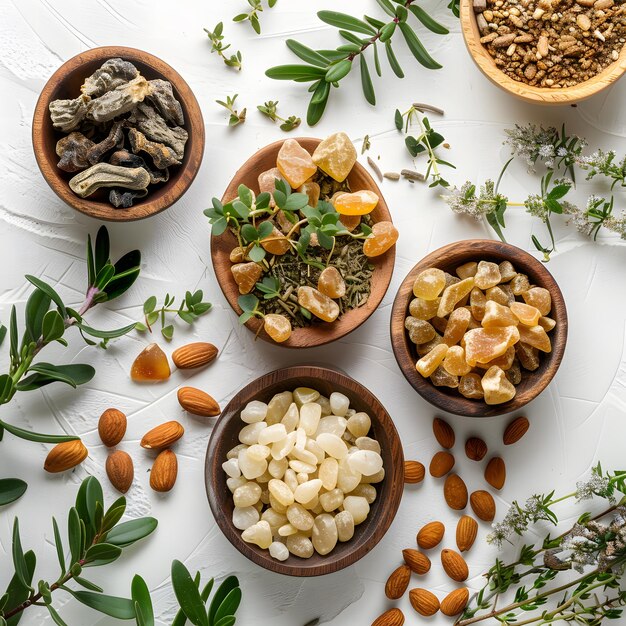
[1,0,626,624]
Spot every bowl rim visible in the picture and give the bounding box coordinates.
[204,365,405,576]
[32,45,205,222]
[390,239,568,417]
[210,136,396,348]
[460,0,626,104]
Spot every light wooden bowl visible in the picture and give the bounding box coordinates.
[390,240,568,417]
[205,366,404,577]
[460,0,626,104]
[211,137,396,348]
[32,46,205,221]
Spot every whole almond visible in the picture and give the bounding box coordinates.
[441,549,469,582]
[470,490,496,521]
[404,460,425,484]
[409,588,440,617]
[44,440,88,473]
[172,342,218,369]
[372,608,404,626]
[177,387,220,417]
[98,408,127,447]
[465,437,488,461]
[504,416,529,445]
[485,456,506,490]
[385,564,411,599]
[402,548,431,575]
[441,588,469,616]
[444,474,468,510]
[417,521,445,550]
[150,449,178,492]
[429,451,455,477]
[106,450,134,493]
[456,515,478,552]
[140,421,184,449]
[433,417,455,449]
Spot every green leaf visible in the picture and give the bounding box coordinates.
[384,42,404,78]
[317,10,376,35]
[131,575,155,626]
[12,519,32,592]
[375,0,396,16]
[398,22,441,69]
[9,306,18,363]
[211,216,229,236]
[101,496,126,534]
[84,477,103,530]
[24,275,66,318]
[68,507,82,564]
[307,80,330,126]
[42,310,65,344]
[214,618,235,626]
[162,325,174,340]
[548,184,571,200]
[213,588,242,624]
[373,41,382,76]
[0,420,78,443]
[257,220,274,239]
[0,324,6,347]
[86,234,96,289]
[83,543,122,567]
[105,517,158,547]
[18,363,95,391]
[73,576,103,592]
[285,40,329,67]
[104,249,141,301]
[143,296,157,315]
[325,59,352,83]
[72,591,136,619]
[46,605,69,626]
[4,550,36,626]
[94,263,115,291]
[171,560,209,626]
[265,64,327,81]
[0,479,27,506]
[248,246,266,263]
[208,577,240,625]
[23,287,51,346]
[408,5,450,34]
[379,21,396,42]
[94,227,110,274]
[76,321,138,340]
[359,55,375,105]
[241,224,258,243]
[52,517,65,574]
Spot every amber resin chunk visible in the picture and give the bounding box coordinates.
[443,308,471,346]
[413,268,446,301]
[297,286,340,322]
[443,345,472,376]
[516,342,540,371]
[311,132,357,182]
[474,261,501,290]
[318,266,346,299]
[522,287,552,316]
[464,326,519,366]
[456,262,477,279]
[475,346,515,371]
[298,181,321,207]
[276,139,317,188]
[131,343,171,382]
[231,262,263,295]
[416,344,448,377]
[438,278,475,318]
[406,318,436,345]
[517,325,552,352]
[409,297,440,320]
[498,260,517,282]
[431,365,459,388]
[482,301,519,328]
[334,190,379,216]
[261,226,290,256]
[264,314,292,343]
[258,168,284,204]
[459,373,484,399]
[362,221,398,257]
[470,287,486,321]
[510,302,541,326]
[481,366,516,405]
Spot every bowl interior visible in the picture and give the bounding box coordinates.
[205,366,404,576]
[33,46,204,221]
[391,240,568,417]
[210,137,396,348]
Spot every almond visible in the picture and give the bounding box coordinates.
[140,421,184,449]
[444,474,468,510]
[106,450,134,493]
[150,449,178,492]
[409,588,440,616]
[465,436,488,461]
[372,608,404,626]
[417,521,445,550]
[98,408,127,447]
[402,548,431,575]
[485,456,506,490]
[441,549,469,582]
[385,564,411,599]
[44,440,88,473]
[470,490,496,521]
[429,451,455,477]
[504,415,529,444]
[441,588,469,616]
[404,460,425,484]
[172,342,218,369]
[456,515,478,552]
[433,417,455,449]
[177,387,220,417]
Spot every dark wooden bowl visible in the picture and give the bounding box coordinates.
[205,366,404,576]
[390,240,568,417]
[32,46,205,222]
[211,137,396,348]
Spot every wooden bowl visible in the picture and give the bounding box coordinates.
[211,137,395,348]
[460,0,626,104]
[32,46,205,221]
[205,366,404,576]
[390,240,568,417]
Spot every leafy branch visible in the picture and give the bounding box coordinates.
[266,3,448,125]
[204,23,243,71]
[257,101,301,132]
[233,0,277,34]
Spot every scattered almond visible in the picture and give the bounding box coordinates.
[140,420,184,449]
[177,387,220,417]
[404,460,425,484]
[106,450,134,493]
[441,588,469,616]
[504,415,529,445]
[172,342,218,369]
[444,474,468,510]
[485,456,506,490]
[441,549,469,582]
[465,436,488,461]
[429,451,455,477]
[371,608,404,626]
[433,417,455,449]
[150,449,178,492]
[456,515,478,552]
[470,490,496,521]
[385,564,411,599]
[417,521,445,550]
[409,588,440,617]
[402,548,431,575]
[44,440,88,473]
[98,408,127,447]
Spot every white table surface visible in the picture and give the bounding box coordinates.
[1,1,626,624]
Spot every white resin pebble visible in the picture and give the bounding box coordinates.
[335,510,355,542]
[241,400,268,424]
[343,495,370,525]
[269,541,289,561]
[222,458,241,478]
[242,520,272,549]
[347,450,384,476]
[316,415,347,438]
[294,479,323,504]
[316,433,348,459]
[232,506,260,530]
[299,402,322,435]
[239,422,267,445]
[258,423,287,446]
[238,449,267,480]
[329,392,350,417]
[281,403,299,432]
[346,412,371,438]
[312,513,338,555]
[319,457,339,490]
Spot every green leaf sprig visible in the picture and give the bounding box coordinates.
[204,23,243,70]
[0,477,157,625]
[216,94,247,127]
[233,0,277,34]
[266,3,448,125]
[257,101,301,132]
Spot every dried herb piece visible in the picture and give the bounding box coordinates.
[128,128,181,169]
[130,102,188,159]
[109,188,148,208]
[88,75,150,123]
[69,163,150,198]
[216,94,246,127]
[81,57,139,97]
[147,78,185,126]
[49,94,90,132]
[257,100,301,131]
[86,120,124,165]
[56,132,95,172]
[204,22,243,71]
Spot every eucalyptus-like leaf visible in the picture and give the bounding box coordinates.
[3,550,36,626]
[0,420,78,444]
[317,10,377,35]
[94,226,110,275]
[9,306,18,363]
[42,310,65,344]
[17,363,95,391]
[171,560,209,626]
[0,479,27,506]
[103,249,141,301]
[101,496,126,533]
[52,517,65,574]
[307,81,330,126]
[104,518,158,547]
[384,41,404,78]
[24,275,66,319]
[68,508,82,564]
[131,575,155,626]
[408,5,449,34]
[214,617,236,626]
[265,64,326,81]
[208,577,240,626]
[325,59,352,83]
[83,543,122,567]
[0,374,13,404]
[398,22,441,69]
[76,321,138,340]
[72,591,136,619]
[23,288,51,347]
[12,519,32,592]
[285,40,329,67]
[213,588,242,624]
[359,55,376,105]
[0,324,6,347]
